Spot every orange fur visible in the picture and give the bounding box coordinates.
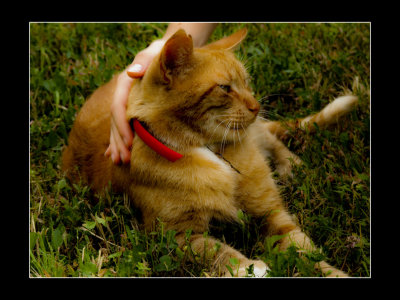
[62,28,353,277]
[263,95,358,139]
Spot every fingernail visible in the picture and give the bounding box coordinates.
[128,64,142,73]
[111,153,115,162]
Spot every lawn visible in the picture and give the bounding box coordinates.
[29,22,370,277]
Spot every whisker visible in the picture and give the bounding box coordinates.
[207,118,230,144]
[258,96,270,103]
[258,93,294,103]
[237,122,242,147]
[240,122,249,138]
[258,109,276,118]
[258,108,268,113]
[234,121,238,149]
[232,121,236,149]
[220,120,231,154]
[259,108,272,114]
[235,122,239,148]
[224,121,232,153]
[213,114,235,118]
[257,116,271,122]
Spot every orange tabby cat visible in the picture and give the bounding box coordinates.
[62,28,357,277]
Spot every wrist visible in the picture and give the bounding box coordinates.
[146,39,166,56]
[150,39,166,48]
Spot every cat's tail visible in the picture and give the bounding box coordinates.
[263,95,358,138]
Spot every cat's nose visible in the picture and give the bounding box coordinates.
[246,97,260,115]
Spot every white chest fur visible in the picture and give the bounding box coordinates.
[192,147,234,175]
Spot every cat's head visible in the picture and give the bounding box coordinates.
[127,28,260,148]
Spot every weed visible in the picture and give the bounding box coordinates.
[30,23,370,277]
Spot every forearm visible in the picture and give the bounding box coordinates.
[161,23,218,47]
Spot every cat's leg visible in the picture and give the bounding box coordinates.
[265,207,348,277]
[263,131,302,177]
[175,233,269,277]
[260,95,358,139]
[241,179,348,277]
[143,210,269,277]
[252,120,302,177]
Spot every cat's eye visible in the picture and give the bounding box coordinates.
[219,85,231,93]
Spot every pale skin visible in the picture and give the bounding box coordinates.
[104,23,218,164]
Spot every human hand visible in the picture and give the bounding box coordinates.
[104,40,166,164]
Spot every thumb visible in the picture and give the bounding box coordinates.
[126,48,157,78]
[126,61,148,78]
[126,40,166,79]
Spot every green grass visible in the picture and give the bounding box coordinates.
[30,22,370,277]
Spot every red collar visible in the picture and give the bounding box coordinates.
[132,119,183,162]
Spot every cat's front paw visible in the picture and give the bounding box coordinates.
[323,268,349,278]
[225,260,269,277]
[315,261,349,277]
[276,155,302,178]
[275,163,294,178]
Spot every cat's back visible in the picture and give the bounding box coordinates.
[74,74,119,129]
[62,74,120,188]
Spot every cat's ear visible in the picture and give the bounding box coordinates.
[202,28,247,51]
[159,29,194,84]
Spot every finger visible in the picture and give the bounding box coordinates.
[127,53,152,78]
[110,106,134,149]
[126,63,145,78]
[114,72,133,107]
[104,144,111,157]
[111,78,134,148]
[111,121,131,164]
[121,149,131,164]
[126,40,165,78]
[109,130,121,165]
